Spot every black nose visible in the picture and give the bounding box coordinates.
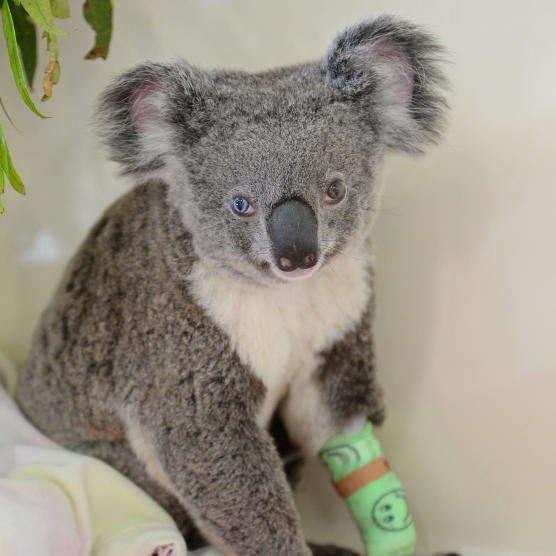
[268,198,318,272]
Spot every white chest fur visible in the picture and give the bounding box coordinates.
[189,254,371,427]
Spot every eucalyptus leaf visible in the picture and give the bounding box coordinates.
[0,129,6,214]
[83,0,112,59]
[2,0,47,118]
[0,95,17,128]
[50,0,69,19]
[0,123,25,195]
[20,0,65,35]
[9,0,37,88]
[41,59,60,101]
[41,29,60,100]
[0,130,8,176]
[5,145,25,194]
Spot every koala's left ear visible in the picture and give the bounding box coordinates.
[324,15,449,153]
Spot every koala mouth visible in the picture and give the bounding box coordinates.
[271,261,321,281]
[251,258,319,283]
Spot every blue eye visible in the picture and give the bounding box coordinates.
[232,196,255,216]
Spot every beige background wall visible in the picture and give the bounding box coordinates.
[1,1,555,554]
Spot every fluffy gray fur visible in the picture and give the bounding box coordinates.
[16,16,448,556]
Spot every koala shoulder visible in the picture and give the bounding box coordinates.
[41,182,201,352]
[68,181,193,282]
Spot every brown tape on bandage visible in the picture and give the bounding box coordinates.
[333,457,392,498]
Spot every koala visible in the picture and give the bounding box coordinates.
[16,15,447,556]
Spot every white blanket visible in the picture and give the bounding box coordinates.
[0,355,190,556]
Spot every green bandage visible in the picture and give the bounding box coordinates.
[319,422,416,556]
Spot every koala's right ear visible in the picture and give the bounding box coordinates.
[96,61,209,178]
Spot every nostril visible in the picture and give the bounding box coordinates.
[278,257,296,271]
[301,253,317,268]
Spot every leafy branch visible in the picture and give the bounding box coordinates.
[0,0,113,213]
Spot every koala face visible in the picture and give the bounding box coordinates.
[97,16,447,285]
[176,85,382,284]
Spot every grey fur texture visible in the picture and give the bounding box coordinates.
[16,16,447,556]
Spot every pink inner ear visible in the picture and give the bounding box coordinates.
[367,40,415,107]
[131,81,161,134]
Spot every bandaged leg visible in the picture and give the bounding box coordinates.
[319,422,417,556]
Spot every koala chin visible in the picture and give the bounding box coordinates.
[16,15,448,556]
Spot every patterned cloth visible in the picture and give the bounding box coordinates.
[0,354,188,556]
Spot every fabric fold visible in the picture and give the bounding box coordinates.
[0,370,187,556]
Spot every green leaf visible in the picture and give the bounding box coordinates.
[5,146,25,194]
[0,130,5,214]
[2,0,47,117]
[50,0,69,19]
[0,95,17,128]
[83,0,112,60]
[0,133,6,214]
[0,122,25,197]
[20,0,65,35]
[9,0,37,88]
[0,134,7,177]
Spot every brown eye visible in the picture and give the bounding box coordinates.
[324,180,346,204]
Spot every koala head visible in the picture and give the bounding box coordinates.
[97,16,448,285]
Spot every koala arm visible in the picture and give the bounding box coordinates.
[281,292,384,456]
[124,354,310,556]
[316,299,385,431]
